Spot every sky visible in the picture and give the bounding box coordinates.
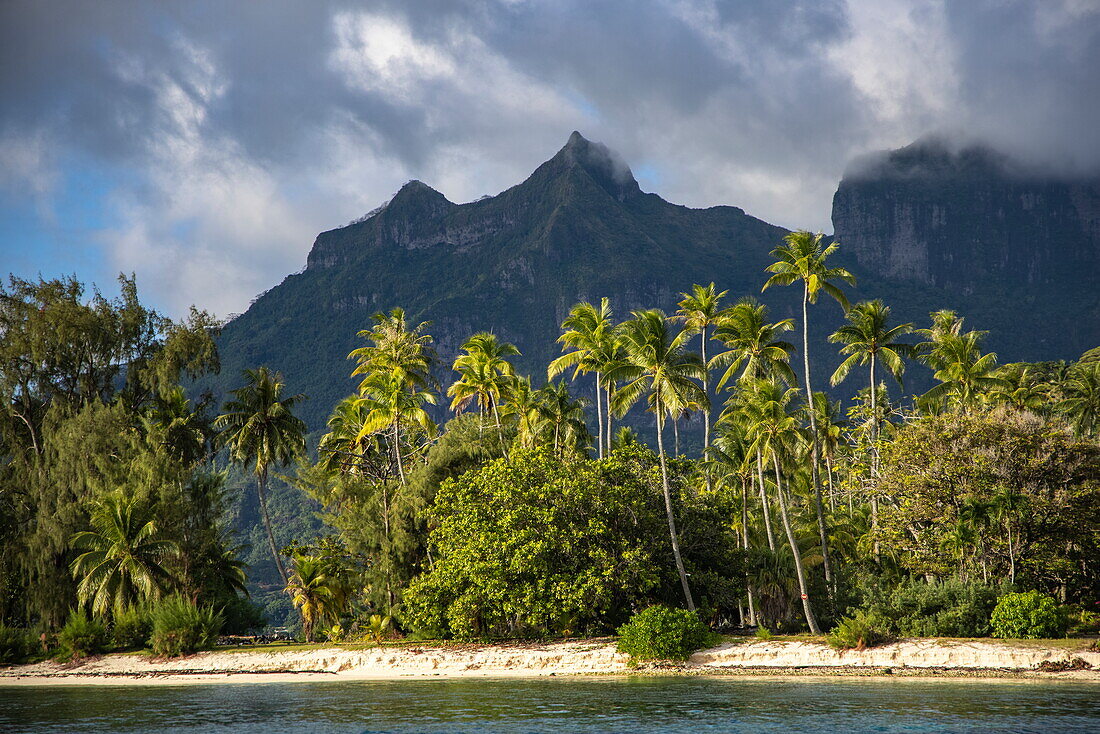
[1,0,1098,319]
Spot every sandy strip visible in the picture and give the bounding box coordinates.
[2,639,1097,686]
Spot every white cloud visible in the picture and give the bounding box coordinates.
[827,0,958,146]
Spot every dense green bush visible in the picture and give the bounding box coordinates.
[828,611,893,650]
[616,606,715,661]
[404,446,742,639]
[58,611,107,660]
[991,591,1067,639]
[0,624,33,664]
[111,607,152,650]
[150,596,224,657]
[853,578,1009,638]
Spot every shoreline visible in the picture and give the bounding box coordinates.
[2,638,1097,686]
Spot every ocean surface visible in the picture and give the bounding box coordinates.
[2,676,1098,733]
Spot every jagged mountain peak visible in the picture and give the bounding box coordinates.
[537,131,642,201]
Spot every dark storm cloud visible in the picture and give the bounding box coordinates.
[1,0,1097,316]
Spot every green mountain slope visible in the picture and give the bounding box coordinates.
[211,132,792,428]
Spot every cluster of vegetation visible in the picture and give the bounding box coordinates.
[0,275,256,662]
[2,227,1098,664]
[273,230,1098,651]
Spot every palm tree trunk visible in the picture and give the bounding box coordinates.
[673,415,681,457]
[595,375,604,459]
[655,399,695,611]
[742,475,757,626]
[492,399,508,459]
[826,455,836,511]
[756,450,776,551]
[1007,520,1015,584]
[258,467,289,585]
[605,384,613,452]
[801,285,834,593]
[393,419,406,485]
[702,326,711,453]
[772,451,820,634]
[870,352,879,474]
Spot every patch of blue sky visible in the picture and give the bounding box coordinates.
[0,154,127,294]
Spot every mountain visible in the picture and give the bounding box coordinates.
[212,132,792,428]
[210,133,1100,431]
[831,137,1100,364]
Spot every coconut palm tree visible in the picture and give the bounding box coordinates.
[919,330,1004,411]
[535,380,590,458]
[449,332,519,451]
[828,299,913,467]
[741,379,821,633]
[70,493,178,616]
[285,553,339,643]
[349,307,436,395]
[215,367,307,585]
[762,231,854,591]
[503,376,543,449]
[1059,363,1100,438]
[986,364,1049,413]
[548,299,618,458]
[710,298,797,390]
[676,283,728,455]
[706,418,759,624]
[992,486,1026,584]
[356,370,437,485]
[610,309,707,611]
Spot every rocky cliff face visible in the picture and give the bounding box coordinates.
[832,139,1100,290]
[830,137,1100,366]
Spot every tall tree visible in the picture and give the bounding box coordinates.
[710,297,797,389]
[610,310,707,611]
[449,332,519,452]
[535,381,590,458]
[215,367,307,585]
[741,379,821,634]
[548,299,618,458]
[70,493,178,616]
[919,330,1004,411]
[762,230,854,591]
[828,299,913,467]
[676,283,728,456]
[285,553,339,643]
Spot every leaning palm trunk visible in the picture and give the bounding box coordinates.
[258,468,288,585]
[800,286,834,592]
[655,398,695,611]
[756,450,777,551]
[772,451,820,634]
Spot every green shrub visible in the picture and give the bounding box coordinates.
[828,611,892,651]
[854,578,1009,638]
[111,607,152,650]
[991,591,1067,639]
[0,624,33,664]
[150,596,224,657]
[58,611,107,660]
[754,626,773,641]
[616,606,715,661]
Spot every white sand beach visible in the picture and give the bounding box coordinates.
[2,638,1098,686]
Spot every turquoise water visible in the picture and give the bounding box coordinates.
[1,677,1098,733]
